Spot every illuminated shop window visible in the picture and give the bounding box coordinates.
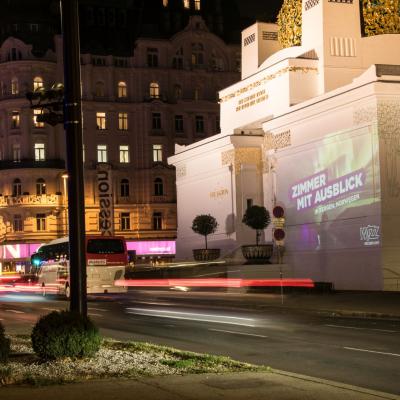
[97,144,108,163]
[118,112,128,130]
[12,143,21,162]
[33,76,43,91]
[119,145,130,163]
[152,212,162,230]
[152,144,163,162]
[33,109,44,128]
[147,48,158,67]
[36,213,46,231]
[154,178,164,196]
[36,178,46,195]
[152,112,162,129]
[13,214,23,232]
[120,179,130,197]
[149,82,160,99]
[34,143,46,161]
[11,111,20,129]
[121,212,130,230]
[12,178,22,197]
[11,77,19,95]
[96,112,107,130]
[117,81,127,98]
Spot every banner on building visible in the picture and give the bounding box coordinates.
[97,163,114,236]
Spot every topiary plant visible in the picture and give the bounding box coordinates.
[31,311,101,360]
[191,214,218,250]
[242,205,271,246]
[0,322,11,363]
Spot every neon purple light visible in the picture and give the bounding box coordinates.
[126,241,176,255]
[0,243,42,260]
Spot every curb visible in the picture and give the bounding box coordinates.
[270,369,400,400]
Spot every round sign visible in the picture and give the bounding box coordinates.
[273,228,285,241]
[273,206,284,218]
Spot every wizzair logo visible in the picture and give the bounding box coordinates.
[360,225,380,246]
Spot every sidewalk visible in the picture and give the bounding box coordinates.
[2,371,399,400]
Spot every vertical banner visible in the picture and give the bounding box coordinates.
[97,163,114,236]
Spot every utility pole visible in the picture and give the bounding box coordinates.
[60,0,87,316]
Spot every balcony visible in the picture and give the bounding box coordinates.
[0,159,65,170]
[0,194,63,207]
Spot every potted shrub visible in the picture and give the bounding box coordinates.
[241,205,273,261]
[191,214,220,261]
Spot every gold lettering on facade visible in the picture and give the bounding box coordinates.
[209,188,229,199]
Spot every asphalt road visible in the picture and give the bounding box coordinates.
[1,289,400,395]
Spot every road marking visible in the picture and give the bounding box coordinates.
[88,307,108,312]
[325,324,397,333]
[88,313,102,317]
[343,347,400,357]
[209,328,268,338]
[5,309,24,314]
[126,308,256,327]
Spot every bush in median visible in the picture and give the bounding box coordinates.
[31,311,101,360]
[0,322,11,363]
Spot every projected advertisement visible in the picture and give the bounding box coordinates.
[276,126,381,252]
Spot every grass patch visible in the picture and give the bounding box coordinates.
[1,336,268,387]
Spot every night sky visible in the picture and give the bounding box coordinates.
[237,0,284,22]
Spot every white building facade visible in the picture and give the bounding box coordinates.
[169,0,400,291]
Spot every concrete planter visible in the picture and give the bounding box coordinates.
[192,249,221,261]
[241,244,273,262]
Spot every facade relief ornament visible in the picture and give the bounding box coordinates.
[221,148,262,175]
[378,100,400,198]
[353,105,378,126]
[176,165,187,180]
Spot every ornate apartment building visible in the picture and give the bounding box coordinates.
[0,0,244,271]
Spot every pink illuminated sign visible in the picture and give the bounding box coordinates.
[126,241,176,255]
[0,243,42,260]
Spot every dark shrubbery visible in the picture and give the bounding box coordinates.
[0,322,11,363]
[242,205,271,245]
[31,311,101,360]
[191,214,218,249]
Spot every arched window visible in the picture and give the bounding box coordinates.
[12,178,22,197]
[154,178,164,196]
[172,47,184,69]
[174,84,182,100]
[11,77,19,95]
[191,43,204,66]
[36,178,46,195]
[95,81,105,97]
[120,179,130,197]
[149,82,160,99]
[33,76,43,91]
[117,81,127,98]
[194,87,201,100]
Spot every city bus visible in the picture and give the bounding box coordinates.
[31,235,128,297]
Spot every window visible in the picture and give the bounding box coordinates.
[195,115,204,133]
[8,48,21,62]
[152,112,162,129]
[172,47,184,69]
[120,179,130,197]
[191,43,204,66]
[95,81,105,97]
[33,109,44,128]
[33,77,43,91]
[13,215,23,232]
[117,81,127,98]
[118,112,128,130]
[12,178,22,197]
[152,212,162,230]
[216,116,220,133]
[195,0,201,10]
[149,82,160,99]
[11,78,19,95]
[183,0,190,8]
[163,0,168,6]
[30,23,39,32]
[11,111,20,129]
[175,115,184,133]
[120,212,130,231]
[246,199,253,210]
[34,143,46,161]
[36,178,46,195]
[152,144,163,162]
[97,145,108,163]
[194,87,200,100]
[36,213,46,231]
[174,85,182,100]
[119,145,130,163]
[12,143,21,162]
[154,178,164,196]
[96,112,106,130]
[147,48,158,67]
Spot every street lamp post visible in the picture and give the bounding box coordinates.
[60,0,87,316]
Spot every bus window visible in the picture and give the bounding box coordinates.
[87,238,125,254]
